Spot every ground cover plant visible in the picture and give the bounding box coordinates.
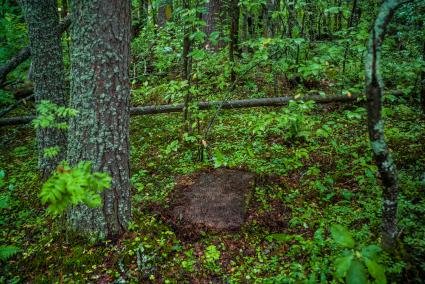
[0,0,424,283]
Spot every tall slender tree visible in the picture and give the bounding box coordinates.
[365,0,405,250]
[67,0,132,239]
[229,0,239,82]
[19,0,68,180]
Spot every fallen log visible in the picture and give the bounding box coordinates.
[0,94,34,118]
[0,15,71,86]
[0,94,359,127]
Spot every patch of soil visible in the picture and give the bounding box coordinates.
[165,168,255,238]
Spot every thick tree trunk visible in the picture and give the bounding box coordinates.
[365,0,404,251]
[67,0,132,239]
[19,0,68,180]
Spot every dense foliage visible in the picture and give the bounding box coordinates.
[0,0,424,282]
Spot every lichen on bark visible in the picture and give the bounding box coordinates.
[19,0,68,179]
[66,0,132,239]
[365,0,405,250]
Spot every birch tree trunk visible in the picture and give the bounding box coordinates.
[67,0,132,239]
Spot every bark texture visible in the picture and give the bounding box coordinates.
[157,1,172,27]
[19,0,68,179]
[365,0,404,250]
[229,0,239,82]
[67,0,132,239]
[203,0,221,48]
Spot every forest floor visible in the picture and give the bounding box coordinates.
[1,98,425,283]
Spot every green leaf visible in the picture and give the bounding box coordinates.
[346,260,367,284]
[334,253,354,278]
[365,258,386,284]
[331,224,355,248]
[0,245,20,261]
[0,194,10,209]
[361,245,382,260]
[268,233,291,242]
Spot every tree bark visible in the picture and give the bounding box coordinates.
[421,40,425,113]
[365,0,404,251]
[0,15,71,87]
[67,0,132,239]
[19,0,68,180]
[203,0,221,49]
[157,1,172,27]
[229,0,239,82]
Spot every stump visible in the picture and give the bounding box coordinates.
[169,168,255,234]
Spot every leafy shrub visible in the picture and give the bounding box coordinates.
[331,224,387,284]
[0,246,20,262]
[39,161,111,216]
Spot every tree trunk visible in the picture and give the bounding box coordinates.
[19,0,68,180]
[203,0,221,49]
[342,0,358,74]
[229,0,239,83]
[67,0,132,239]
[421,41,425,113]
[365,0,404,251]
[182,0,193,131]
[157,1,172,27]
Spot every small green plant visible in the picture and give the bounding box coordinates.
[181,249,197,272]
[39,161,111,216]
[331,224,387,284]
[203,245,221,274]
[0,245,20,262]
[32,100,78,130]
[0,170,20,262]
[250,100,316,143]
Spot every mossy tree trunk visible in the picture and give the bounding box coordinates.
[365,0,405,250]
[19,0,67,180]
[67,0,132,239]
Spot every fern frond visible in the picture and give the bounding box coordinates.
[0,245,20,261]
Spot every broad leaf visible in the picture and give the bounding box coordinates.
[346,260,367,284]
[268,233,291,242]
[331,224,355,248]
[365,258,386,284]
[335,253,354,278]
[361,245,382,260]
